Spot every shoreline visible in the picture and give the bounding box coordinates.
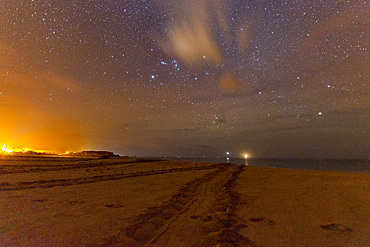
[0,158,368,246]
[162,157,370,173]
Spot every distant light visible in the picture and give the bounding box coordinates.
[151,75,155,79]
[227,157,230,161]
[2,144,12,153]
[226,152,230,155]
[318,112,322,115]
[244,154,248,159]
[297,76,300,79]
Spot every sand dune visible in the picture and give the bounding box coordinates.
[0,157,368,246]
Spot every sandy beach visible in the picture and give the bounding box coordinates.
[0,156,368,246]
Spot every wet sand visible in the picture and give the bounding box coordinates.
[0,156,368,246]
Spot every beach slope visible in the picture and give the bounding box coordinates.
[0,157,368,246]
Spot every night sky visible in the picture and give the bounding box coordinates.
[1,0,369,158]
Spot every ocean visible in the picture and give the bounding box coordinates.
[162,157,370,173]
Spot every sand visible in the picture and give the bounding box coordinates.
[0,156,368,246]
[236,166,369,247]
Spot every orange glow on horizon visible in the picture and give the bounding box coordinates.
[0,143,74,155]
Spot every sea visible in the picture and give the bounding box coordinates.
[161,157,370,173]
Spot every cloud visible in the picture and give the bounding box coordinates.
[161,0,252,67]
[303,3,369,49]
[160,0,223,66]
[158,0,255,94]
[219,73,251,93]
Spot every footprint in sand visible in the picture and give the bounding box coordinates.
[105,203,123,208]
[201,215,212,222]
[249,217,264,222]
[249,217,275,225]
[33,199,47,202]
[70,201,84,205]
[320,223,353,232]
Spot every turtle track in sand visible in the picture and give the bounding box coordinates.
[0,164,222,191]
[90,164,256,247]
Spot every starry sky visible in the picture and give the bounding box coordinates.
[1,0,369,158]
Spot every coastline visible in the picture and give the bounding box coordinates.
[162,157,370,173]
[0,157,368,246]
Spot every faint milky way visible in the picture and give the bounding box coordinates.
[0,0,369,158]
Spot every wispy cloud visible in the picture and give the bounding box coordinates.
[158,0,256,93]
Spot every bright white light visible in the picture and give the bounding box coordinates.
[2,144,12,153]
[244,154,248,159]
[226,157,230,161]
[226,152,230,155]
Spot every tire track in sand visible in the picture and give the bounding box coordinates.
[0,164,221,191]
[0,158,156,175]
[90,164,256,247]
